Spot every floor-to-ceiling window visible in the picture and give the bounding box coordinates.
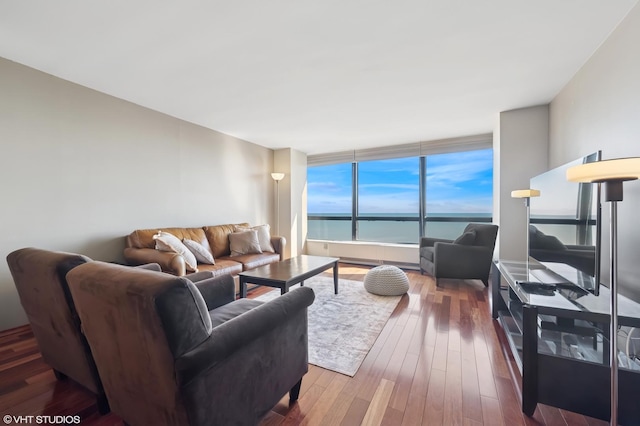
[357,157,420,243]
[307,136,493,243]
[307,163,353,241]
[424,148,493,239]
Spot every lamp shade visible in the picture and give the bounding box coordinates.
[511,189,540,198]
[566,158,640,183]
[271,172,285,181]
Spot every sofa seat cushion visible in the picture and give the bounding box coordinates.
[196,260,243,277]
[208,299,263,328]
[220,253,281,271]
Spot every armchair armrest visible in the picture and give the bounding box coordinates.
[193,274,235,311]
[175,286,315,386]
[434,243,493,278]
[134,263,162,272]
[271,236,287,260]
[124,247,187,276]
[420,236,453,248]
[185,271,215,283]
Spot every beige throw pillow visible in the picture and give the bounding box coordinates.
[229,230,263,257]
[153,231,199,272]
[234,224,275,252]
[183,239,215,265]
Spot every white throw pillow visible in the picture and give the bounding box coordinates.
[183,239,215,265]
[234,224,275,252]
[229,230,263,257]
[153,231,199,272]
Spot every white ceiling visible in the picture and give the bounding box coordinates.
[0,1,637,155]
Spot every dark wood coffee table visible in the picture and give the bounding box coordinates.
[239,255,339,298]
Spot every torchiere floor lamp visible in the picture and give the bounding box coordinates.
[271,172,285,235]
[567,157,640,426]
[511,189,541,263]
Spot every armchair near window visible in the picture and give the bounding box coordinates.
[419,223,498,287]
[66,262,315,426]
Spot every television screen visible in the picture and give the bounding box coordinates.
[528,152,601,294]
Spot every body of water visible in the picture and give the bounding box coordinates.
[307,213,492,244]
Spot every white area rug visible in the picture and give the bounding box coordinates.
[255,276,402,376]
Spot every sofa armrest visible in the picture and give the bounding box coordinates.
[271,236,286,260]
[123,247,187,276]
[433,243,493,278]
[420,237,453,248]
[175,286,315,385]
[193,274,235,311]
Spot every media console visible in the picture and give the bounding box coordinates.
[491,259,640,423]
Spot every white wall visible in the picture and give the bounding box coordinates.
[549,3,640,301]
[274,148,307,258]
[0,57,274,330]
[494,105,549,260]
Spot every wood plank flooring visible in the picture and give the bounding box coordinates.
[0,264,608,425]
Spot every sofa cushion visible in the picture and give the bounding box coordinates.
[127,227,211,252]
[229,230,263,257]
[183,239,215,265]
[154,231,198,272]
[203,223,249,258]
[196,260,243,278]
[223,252,281,271]
[235,224,275,252]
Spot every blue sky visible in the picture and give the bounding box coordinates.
[308,148,493,214]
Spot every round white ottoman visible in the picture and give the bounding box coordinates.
[364,265,409,296]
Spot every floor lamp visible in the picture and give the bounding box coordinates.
[511,189,541,263]
[567,157,640,426]
[271,172,285,235]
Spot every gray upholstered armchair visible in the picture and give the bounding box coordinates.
[419,223,499,286]
[66,262,315,426]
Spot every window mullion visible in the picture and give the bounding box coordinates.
[419,156,426,238]
[352,162,358,241]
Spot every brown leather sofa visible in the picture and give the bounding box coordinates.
[124,223,285,278]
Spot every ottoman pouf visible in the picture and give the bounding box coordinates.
[364,265,409,296]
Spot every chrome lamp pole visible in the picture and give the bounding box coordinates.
[271,172,285,235]
[511,189,540,265]
[567,157,640,426]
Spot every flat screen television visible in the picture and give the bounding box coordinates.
[528,152,602,295]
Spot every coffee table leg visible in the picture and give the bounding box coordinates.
[333,262,339,294]
[240,277,247,298]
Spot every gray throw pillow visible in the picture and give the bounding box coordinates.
[454,229,476,245]
[183,239,215,264]
[153,231,199,272]
[229,230,263,257]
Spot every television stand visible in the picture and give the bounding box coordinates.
[490,260,640,423]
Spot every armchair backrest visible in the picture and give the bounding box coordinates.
[6,247,101,394]
[463,223,499,249]
[66,262,210,425]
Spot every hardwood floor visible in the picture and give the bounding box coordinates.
[0,264,607,425]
